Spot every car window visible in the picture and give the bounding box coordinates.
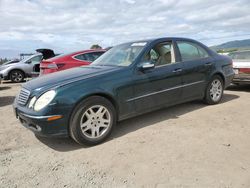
[177,41,209,61]
[144,42,175,66]
[91,52,105,60]
[29,55,42,64]
[85,52,105,62]
[74,52,105,62]
[74,54,86,61]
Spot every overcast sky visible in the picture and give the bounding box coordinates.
[0,0,250,58]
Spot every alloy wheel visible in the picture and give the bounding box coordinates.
[209,79,222,102]
[80,105,111,139]
[11,71,24,82]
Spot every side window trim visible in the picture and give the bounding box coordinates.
[73,53,89,62]
[73,51,104,62]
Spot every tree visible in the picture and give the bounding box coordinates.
[90,44,102,49]
[0,58,8,65]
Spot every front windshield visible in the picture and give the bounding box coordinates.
[92,42,146,66]
[18,54,36,63]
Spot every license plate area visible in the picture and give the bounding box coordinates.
[233,69,239,74]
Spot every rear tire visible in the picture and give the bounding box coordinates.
[10,70,24,83]
[204,75,224,105]
[69,96,116,146]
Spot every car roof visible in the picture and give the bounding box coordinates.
[120,37,212,52]
[69,49,106,56]
[123,37,199,44]
[19,53,42,63]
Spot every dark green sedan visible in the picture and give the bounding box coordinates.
[13,38,234,145]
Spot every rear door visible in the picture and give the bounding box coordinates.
[176,41,214,100]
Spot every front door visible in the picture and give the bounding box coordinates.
[130,41,184,113]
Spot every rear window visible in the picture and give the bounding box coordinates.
[228,51,250,60]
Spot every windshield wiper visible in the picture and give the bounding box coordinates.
[94,64,119,67]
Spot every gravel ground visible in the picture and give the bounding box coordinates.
[0,81,250,188]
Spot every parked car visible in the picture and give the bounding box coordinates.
[13,37,234,145]
[228,50,250,84]
[0,49,55,82]
[1,60,19,83]
[40,49,106,75]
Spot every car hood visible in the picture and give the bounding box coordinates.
[23,65,122,91]
[0,62,24,70]
[0,64,10,70]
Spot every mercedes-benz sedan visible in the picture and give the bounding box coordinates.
[13,38,234,145]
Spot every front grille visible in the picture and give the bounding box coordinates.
[18,88,30,105]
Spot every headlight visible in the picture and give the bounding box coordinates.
[28,96,36,108]
[34,90,56,111]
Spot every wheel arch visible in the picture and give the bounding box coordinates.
[67,92,119,131]
[8,68,26,79]
[84,92,119,112]
[211,72,225,86]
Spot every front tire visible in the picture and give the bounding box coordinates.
[204,75,224,105]
[10,70,24,83]
[69,96,116,146]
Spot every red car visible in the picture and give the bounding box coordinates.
[40,49,106,75]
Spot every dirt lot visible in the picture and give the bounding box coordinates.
[0,82,250,188]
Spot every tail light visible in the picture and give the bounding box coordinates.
[239,68,250,74]
[47,63,58,69]
[41,62,65,69]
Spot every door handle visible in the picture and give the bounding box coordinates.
[205,62,212,66]
[172,68,182,73]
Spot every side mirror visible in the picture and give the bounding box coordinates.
[26,61,32,64]
[138,62,155,71]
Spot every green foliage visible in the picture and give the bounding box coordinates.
[90,44,102,49]
[216,48,245,53]
[0,58,8,65]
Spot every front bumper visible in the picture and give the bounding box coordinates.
[14,106,69,137]
[0,70,9,80]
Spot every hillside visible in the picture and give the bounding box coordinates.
[211,39,250,51]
